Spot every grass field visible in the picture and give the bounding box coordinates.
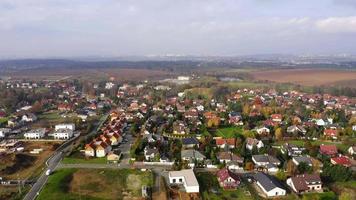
[62,156,108,164]
[197,172,254,200]
[215,126,243,138]
[251,69,356,87]
[38,168,153,200]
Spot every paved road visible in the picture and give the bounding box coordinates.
[23,114,109,200]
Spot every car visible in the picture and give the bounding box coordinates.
[45,169,51,176]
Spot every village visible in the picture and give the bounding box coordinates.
[0,75,355,200]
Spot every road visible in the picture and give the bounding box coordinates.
[23,114,109,200]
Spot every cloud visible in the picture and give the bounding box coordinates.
[316,16,356,33]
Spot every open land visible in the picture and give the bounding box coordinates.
[0,141,61,180]
[37,168,153,200]
[6,68,171,82]
[251,69,356,87]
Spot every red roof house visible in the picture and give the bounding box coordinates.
[330,156,352,167]
[319,145,338,156]
[216,168,241,189]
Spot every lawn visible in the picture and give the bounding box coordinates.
[62,156,108,164]
[196,172,254,200]
[215,126,243,138]
[38,168,153,200]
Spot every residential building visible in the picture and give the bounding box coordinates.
[168,169,199,193]
[53,128,74,140]
[24,128,46,139]
[216,168,241,189]
[286,174,322,194]
[319,144,338,157]
[55,123,75,131]
[292,156,313,167]
[254,172,286,197]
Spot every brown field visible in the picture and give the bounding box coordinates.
[0,141,60,179]
[251,69,356,87]
[6,68,171,82]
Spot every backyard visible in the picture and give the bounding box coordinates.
[196,172,254,200]
[215,126,243,138]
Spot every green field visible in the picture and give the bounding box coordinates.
[62,156,108,164]
[215,126,243,138]
[197,172,254,200]
[38,168,153,200]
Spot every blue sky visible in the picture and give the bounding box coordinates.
[1,0,356,58]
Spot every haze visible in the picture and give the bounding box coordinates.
[1,0,356,58]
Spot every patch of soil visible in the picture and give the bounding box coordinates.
[1,154,36,175]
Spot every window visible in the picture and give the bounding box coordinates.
[179,178,183,182]
[276,192,278,195]
[172,179,176,183]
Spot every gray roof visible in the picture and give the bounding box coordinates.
[252,155,280,165]
[181,150,206,160]
[254,172,285,192]
[293,156,312,165]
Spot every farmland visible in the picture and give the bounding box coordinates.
[37,168,153,200]
[251,69,356,87]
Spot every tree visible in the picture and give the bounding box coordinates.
[245,162,254,171]
[298,162,312,174]
[275,170,287,181]
[275,127,283,141]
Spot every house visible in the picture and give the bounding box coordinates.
[85,140,112,157]
[254,172,286,197]
[181,149,206,165]
[319,144,338,157]
[168,169,199,193]
[53,128,74,140]
[144,147,159,161]
[228,112,243,125]
[216,168,241,189]
[246,138,264,151]
[292,156,313,167]
[55,123,75,131]
[0,128,11,138]
[182,137,199,149]
[21,113,37,122]
[330,156,352,167]
[286,174,322,194]
[348,146,356,156]
[24,128,46,139]
[256,127,270,135]
[173,121,188,135]
[287,125,306,135]
[281,143,305,157]
[323,129,338,139]
[84,143,96,157]
[252,155,280,173]
[271,114,282,122]
[215,138,236,149]
[217,151,244,164]
[107,151,122,163]
[204,112,220,127]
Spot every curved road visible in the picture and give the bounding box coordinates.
[23,114,109,200]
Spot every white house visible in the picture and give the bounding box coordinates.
[0,128,11,138]
[55,123,75,131]
[254,172,286,197]
[169,169,199,193]
[256,127,270,135]
[24,128,46,139]
[53,129,74,140]
[348,146,356,156]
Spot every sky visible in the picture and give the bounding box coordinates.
[1,0,356,58]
